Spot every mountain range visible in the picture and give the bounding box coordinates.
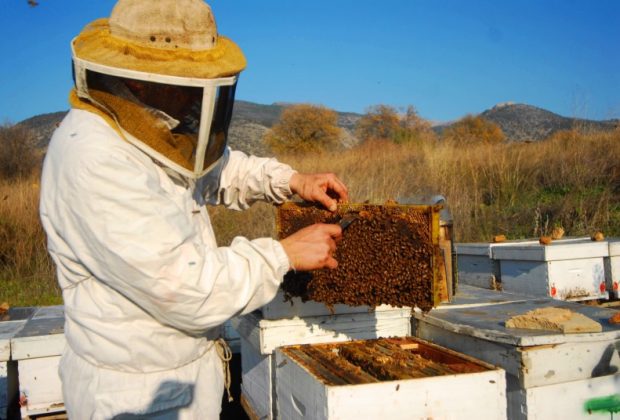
[16,101,618,156]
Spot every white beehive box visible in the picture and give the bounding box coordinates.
[456,242,502,289]
[274,337,507,420]
[605,239,620,299]
[233,308,411,419]
[413,285,620,420]
[456,240,545,290]
[10,306,65,418]
[0,307,34,419]
[261,290,407,320]
[492,239,609,300]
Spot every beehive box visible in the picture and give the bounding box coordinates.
[456,238,593,292]
[605,239,620,299]
[456,242,504,289]
[413,285,620,419]
[10,306,65,418]
[233,308,411,419]
[261,290,408,321]
[0,307,34,419]
[492,239,609,300]
[275,337,506,420]
[275,202,446,312]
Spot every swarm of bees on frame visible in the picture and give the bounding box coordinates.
[277,201,438,311]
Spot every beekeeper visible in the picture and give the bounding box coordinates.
[39,0,348,418]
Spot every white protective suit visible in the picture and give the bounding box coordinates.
[39,108,295,419]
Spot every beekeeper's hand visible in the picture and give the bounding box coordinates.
[280,223,342,271]
[289,173,349,212]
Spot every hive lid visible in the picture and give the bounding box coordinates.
[492,239,609,261]
[608,239,620,256]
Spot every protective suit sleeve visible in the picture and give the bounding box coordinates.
[62,146,289,335]
[208,149,296,210]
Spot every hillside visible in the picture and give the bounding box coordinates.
[15,101,618,153]
[16,101,362,156]
[479,103,617,142]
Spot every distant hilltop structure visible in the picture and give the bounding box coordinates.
[492,101,515,109]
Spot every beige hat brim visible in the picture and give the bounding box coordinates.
[73,19,246,79]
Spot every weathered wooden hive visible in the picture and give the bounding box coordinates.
[275,337,506,419]
[276,201,450,311]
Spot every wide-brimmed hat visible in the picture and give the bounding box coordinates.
[72,0,246,79]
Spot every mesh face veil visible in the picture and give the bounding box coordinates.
[70,0,246,180]
[73,59,238,179]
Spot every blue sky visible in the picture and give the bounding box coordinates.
[1,0,618,124]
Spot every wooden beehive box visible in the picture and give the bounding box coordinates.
[10,306,66,418]
[0,307,35,419]
[274,337,506,420]
[274,202,448,314]
[492,239,609,300]
[233,308,411,419]
[605,239,620,298]
[413,285,620,419]
[456,242,503,289]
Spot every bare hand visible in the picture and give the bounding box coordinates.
[289,173,349,212]
[280,223,342,271]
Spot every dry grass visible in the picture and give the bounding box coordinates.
[2,128,619,306]
[273,128,620,242]
[0,176,59,306]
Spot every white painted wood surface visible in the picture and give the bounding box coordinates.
[413,286,620,346]
[222,320,240,353]
[456,238,600,292]
[17,356,64,418]
[1,309,34,419]
[413,285,620,419]
[235,309,412,419]
[416,321,620,388]
[0,362,7,420]
[0,321,27,363]
[275,342,507,420]
[456,252,499,289]
[492,239,608,261]
[606,239,620,298]
[240,337,274,420]
[506,374,620,420]
[232,309,411,355]
[261,290,405,320]
[11,306,65,360]
[500,257,607,301]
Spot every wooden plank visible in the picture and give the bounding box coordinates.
[0,320,28,362]
[239,337,274,419]
[11,334,65,360]
[507,373,620,420]
[239,393,261,420]
[275,346,506,420]
[0,362,7,420]
[414,290,620,346]
[416,318,620,388]
[12,309,65,360]
[18,356,64,418]
[326,371,506,420]
[492,240,608,261]
[31,306,64,320]
[261,290,403,320]
[234,309,411,355]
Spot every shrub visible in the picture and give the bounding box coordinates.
[264,104,342,154]
[0,123,39,180]
[442,115,505,144]
[356,104,436,144]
